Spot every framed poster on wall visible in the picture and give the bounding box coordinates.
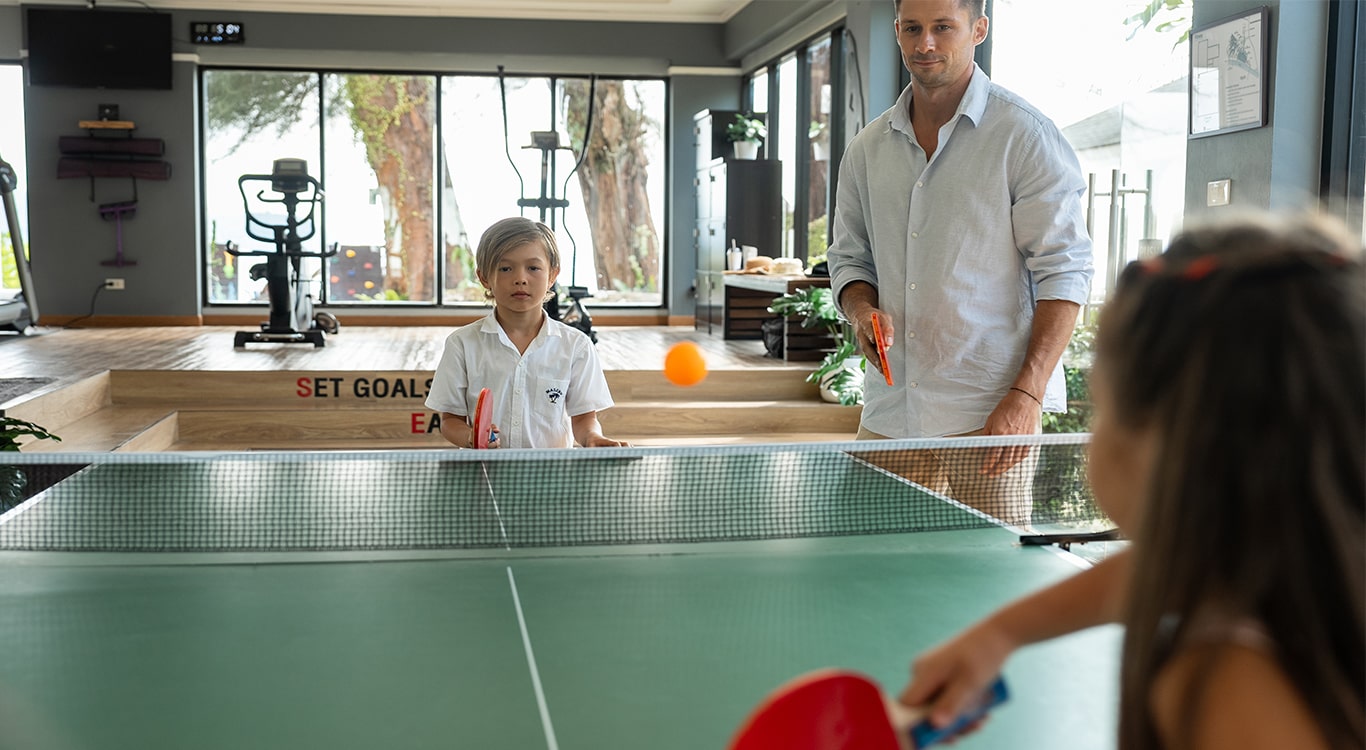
[1189,6,1269,138]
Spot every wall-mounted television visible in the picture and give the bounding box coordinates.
[25,8,173,90]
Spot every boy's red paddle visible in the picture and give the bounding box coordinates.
[728,669,1007,750]
[472,387,494,449]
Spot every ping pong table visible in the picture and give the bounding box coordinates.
[0,442,1120,750]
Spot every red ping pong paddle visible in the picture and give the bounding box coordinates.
[472,387,494,449]
[728,669,1007,750]
[870,314,894,386]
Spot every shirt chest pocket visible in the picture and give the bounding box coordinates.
[529,376,571,424]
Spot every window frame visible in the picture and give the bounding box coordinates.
[742,24,847,264]
[1322,0,1365,236]
[197,65,671,310]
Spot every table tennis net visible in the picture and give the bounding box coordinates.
[0,435,1110,552]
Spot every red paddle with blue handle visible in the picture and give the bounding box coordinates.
[472,387,495,449]
[729,669,1007,750]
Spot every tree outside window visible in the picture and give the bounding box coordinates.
[204,69,665,308]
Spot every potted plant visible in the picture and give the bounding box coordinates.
[1,416,61,511]
[726,113,766,160]
[809,120,830,161]
[768,287,864,405]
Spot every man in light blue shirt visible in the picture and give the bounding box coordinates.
[828,0,1093,522]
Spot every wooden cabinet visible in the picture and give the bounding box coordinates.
[722,274,835,361]
[692,109,781,335]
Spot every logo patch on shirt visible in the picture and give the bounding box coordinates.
[545,387,563,404]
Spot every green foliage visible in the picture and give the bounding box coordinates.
[770,287,863,405]
[1042,365,1094,434]
[807,214,829,262]
[1,232,20,289]
[807,339,865,406]
[1123,0,1191,46]
[204,71,329,156]
[769,286,840,334]
[353,288,409,302]
[1030,445,1106,527]
[0,466,24,510]
[725,114,767,144]
[1042,318,1099,434]
[0,417,61,452]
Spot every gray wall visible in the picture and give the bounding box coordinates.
[1,0,1343,321]
[842,1,903,128]
[6,7,739,321]
[1183,0,1329,219]
[22,60,202,319]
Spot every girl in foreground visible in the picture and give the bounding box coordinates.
[901,214,1364,749]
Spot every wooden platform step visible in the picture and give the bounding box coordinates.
[6,368,860,451]
[101,369,823,407]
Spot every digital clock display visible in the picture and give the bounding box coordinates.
[191,22,244,45]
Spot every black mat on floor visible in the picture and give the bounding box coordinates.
[0,378,57,405]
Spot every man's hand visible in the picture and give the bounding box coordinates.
[978,390,1040,476]
[842,293,893,381]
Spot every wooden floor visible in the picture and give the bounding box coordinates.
[0,325,859,451]
[0,324,793,385]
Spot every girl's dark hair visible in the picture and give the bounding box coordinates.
[1096,213,1365,749]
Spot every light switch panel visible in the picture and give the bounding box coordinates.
[1206,179,1231,207]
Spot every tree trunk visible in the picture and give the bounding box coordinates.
[563,80,659,293]
[346,75,437,301]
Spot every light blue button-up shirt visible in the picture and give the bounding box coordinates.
[829,64,1094,438]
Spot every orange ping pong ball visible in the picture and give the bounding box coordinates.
[664,342,708,386]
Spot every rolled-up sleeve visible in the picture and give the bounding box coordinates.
[1010,121,1094,305]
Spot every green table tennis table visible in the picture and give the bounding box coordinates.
[0,442,1120,750]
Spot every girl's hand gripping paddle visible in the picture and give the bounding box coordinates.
[728,669,1007,750]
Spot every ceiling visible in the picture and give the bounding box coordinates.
[5,0,756,23]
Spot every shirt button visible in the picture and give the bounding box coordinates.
[915,181,923,188]
[907,332,916,339]
[909,283,917,290]
[911,232,919,239]
[909,382,918,389]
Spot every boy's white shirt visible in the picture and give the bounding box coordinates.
[425,310,614,448]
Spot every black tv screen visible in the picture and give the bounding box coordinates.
[26,8,173,90]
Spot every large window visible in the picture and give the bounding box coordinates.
[806,37,833,260]
[202,71,322,305]
[324,73,438,304]
[990,0,1189,301]
[202,69,667,307]
[1323,0,1366,240]
[776,53,799,259]
[0,65,28,297]
[745,29,843,267]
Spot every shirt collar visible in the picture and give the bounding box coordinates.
[479,308,560,339]
[888,62,990,134]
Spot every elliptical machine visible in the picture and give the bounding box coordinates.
[226,158,339,348]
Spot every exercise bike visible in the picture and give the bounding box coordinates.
[226,158,339,348]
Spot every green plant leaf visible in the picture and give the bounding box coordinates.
[0,417,62,451]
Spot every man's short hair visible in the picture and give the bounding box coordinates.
[893,0,986,20]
